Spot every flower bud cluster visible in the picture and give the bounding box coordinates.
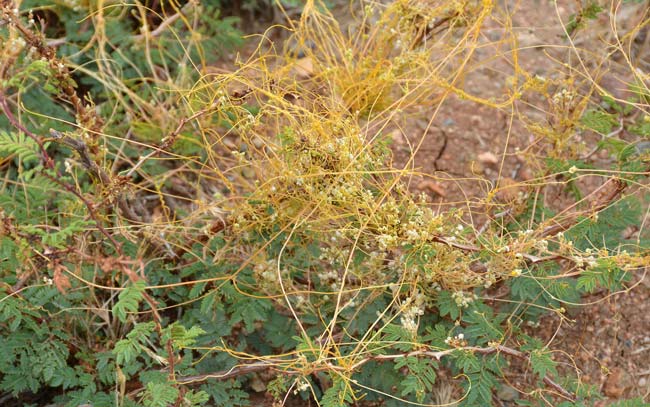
[444,333,467,347]
[452,290,477,308]
[399,292,427,334]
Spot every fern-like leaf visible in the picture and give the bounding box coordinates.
[113,280,146,322]
[0,131,40,165]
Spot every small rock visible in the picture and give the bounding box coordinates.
[252,136,264,149]
[443,118,455,127]
[293,56,314,79]
[249,374,267,392]
[390,129,406,146]
[517,30,542,48]
[496,384,519,401]
[415,119,432,132]
[487,30,501,42]
[417,180,446,197]
[223,137,237,150]
[241,167,256,179]
[639,377,647,387]
[518,166,534,181]
[478,151,499,165]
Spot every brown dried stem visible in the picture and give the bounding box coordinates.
[174,344,576,402]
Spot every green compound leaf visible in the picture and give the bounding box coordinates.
[113,280,146,323]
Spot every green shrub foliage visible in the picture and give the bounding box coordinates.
[0,1,648,406]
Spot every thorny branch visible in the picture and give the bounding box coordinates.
[0,93,123,253]
[541,177,627,237]
[132,2,194,41]
[1,4,104,142]
[174,344,576,401]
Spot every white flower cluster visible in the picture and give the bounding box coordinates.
[573,248,598,268]
[400,304,424,333]
[444,332,467,347]
[380,198,401,226]
[293,378,310,394]
[402,221,424,243]
[452,290,477,308]
[398,205,442,246]
[318,246,345,266]
[2,6,19,16]
[317,269,338,282]
[483,274,496,288]
[231,150,246,162]
[253,259,277,283]
[399,292,426,334]
[552,88,576,105]
[376,233,398,250]
[534,239,548,252]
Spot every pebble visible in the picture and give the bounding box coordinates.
[478,151,499,165]
[293,56,314,79]
[252,136,264,149]
[241,167,256,179]
[415,119,431,131]
[443,118,455,127]
[390,129,406,146]
[249,374,267,392]
[223,137,238,150]
[518,166,534,181]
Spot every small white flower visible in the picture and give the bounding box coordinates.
[64,159,73,174]
[294,378,310,393]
